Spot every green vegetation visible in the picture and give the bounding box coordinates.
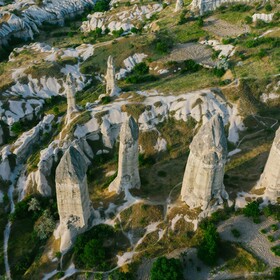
[150,257,183,280]
[74,224,127,269]
[271,245,280,257]
[243,201,261,223]
[273,267,280,280]
[197,223,220,266]
[231,228,241,238]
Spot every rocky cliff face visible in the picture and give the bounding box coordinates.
[0,0,94,46]
[258,127,280,202]
[109,116,140,194]
[55,146,91,252]
[105,56,120,97]
[181,114,228,210]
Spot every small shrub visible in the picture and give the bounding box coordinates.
[132,62,149,75]
[271,224,278,231]
[265,3,273,12]
[244,16,253,24]
[267,235,274,242]
[273,267,280,279]
[271,245,280,257]
[231,228,241,238]
[243,201,260,220]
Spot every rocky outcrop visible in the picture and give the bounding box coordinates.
[0,146,12,182]
[55,146,91,252]
[65,73,78,124]
[252,13,274,23]
[105,56,120,97]
[175,0,184,12]
[0,0,94,46]
[181,114,228,210]
[109,116,140,194]
[191,0,256,14]
[80,4,162,34]
[258,127,280,202]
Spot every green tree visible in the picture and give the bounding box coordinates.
[81,239,106,269]
[197,223,220,266]
[150,257,183,280]
[132,62,149,75]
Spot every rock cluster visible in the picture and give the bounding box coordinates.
[80,4,162,34]
[0,0,93,46]
[258,127,280,202]
[65,73,78,124]
[191,0,257,14]
[109,116,141,194]
[252,13,274,23]
[106,56,120,97]
[55,146,91,252]
[181,114,228,210]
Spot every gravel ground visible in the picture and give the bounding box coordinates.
[204,16,250,37]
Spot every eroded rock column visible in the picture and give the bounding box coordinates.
[105,55,120,97]
[109,116,140,194]
[55,146,91,252]
[65,73,78,124]
[175,0,184,12]
[181,114,228,210]
[258,127,280,202]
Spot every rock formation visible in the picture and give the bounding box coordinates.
[105,56,121,97]
[175,0,184,12]
[0,0,93,47]
[55,146,91,252]
[109,116,141,194]
[258,127,280,202]
[191,0,257,14]
[181,114,228,210]
[65,73,78,124]
[252,13,274,23]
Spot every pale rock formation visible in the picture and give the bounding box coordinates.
[0,146,11,182]
[55,146,91,252]
[258,127,280,202]
[12,114,54,164]
[109,116,140,194]
[191,0,257,14]
[181,114,228,210]
[116,53,148,80]
[0,0,93,46]
[65,73,78,124]
[175,0,184,12]
[80,4,162,34]
[105,56,120,97]
[252,13,274,23]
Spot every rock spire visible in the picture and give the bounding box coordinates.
[109,116,140,194]
[175,0,184,12]
[55,146,91,252]
[258,127,280,202]
[65,73,78,124]
[105,55,120,97]
[181,114,228,210]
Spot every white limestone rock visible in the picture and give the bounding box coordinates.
[181,114,228,210]
[65,73,78,125]
[253,13,274,23]
[0,146,11,181]
[105,56,121,97]
[175,0,184,12]
[258,127,280,202]
[109,116,140,194]
[55,146,91,252]
[0,0,94,46]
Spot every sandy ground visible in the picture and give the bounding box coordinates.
[161,42,215,67]
[204,16,250,37]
